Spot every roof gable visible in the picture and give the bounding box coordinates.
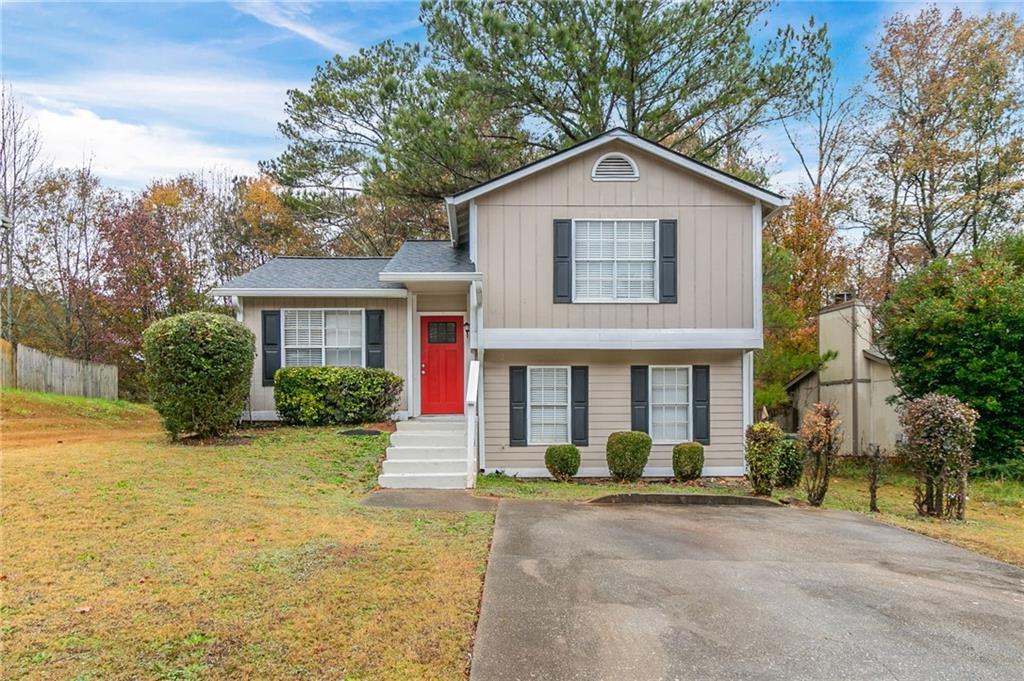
[447,128,788,209]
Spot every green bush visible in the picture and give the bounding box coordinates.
[606,431,652,482]
[776,437,803,488]
[545,444,580,482]
[274,366,403,426]
[143,311,255,439]
[745,421,783,495]
[672,442,704,482]
[879,245,1023,467]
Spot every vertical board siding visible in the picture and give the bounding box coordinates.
[7,342,118,399]
[476,141,756,330]
[483,349,745,470]
[242,296,409,413]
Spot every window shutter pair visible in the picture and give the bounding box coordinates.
[630,365,710,445]
[509,366,588,447]
[261,308,385,385]
[552,219,677,303]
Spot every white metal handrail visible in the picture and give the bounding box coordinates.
[465,360,480,488]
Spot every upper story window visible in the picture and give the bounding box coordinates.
[591,153,639,181]
[283,309,364,367]
[573,219,657,302]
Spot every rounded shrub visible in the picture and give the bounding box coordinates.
[274,366,403,426]
[745,421,784,495]
[606,431,652,482]
[143,311,255,439]
[775,437,803,488]
[672,442,704,482]
[545,444,580,482]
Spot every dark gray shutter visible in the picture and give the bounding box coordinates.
[630,366,649,433]
[659,219,677,303]
[510,366,527,446]
[693,365,710,445]
[365,309,385,368]
[261,310,281,386]
[571,366,589,446]
[553,219,572,303]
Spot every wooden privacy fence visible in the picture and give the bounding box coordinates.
[0,339,118,399]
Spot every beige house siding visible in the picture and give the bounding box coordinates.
[482,349,746,474]
[474,141,755,330]
[240,296,409,414]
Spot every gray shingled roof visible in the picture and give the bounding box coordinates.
[381,240,475,274]
[218,257,403,290]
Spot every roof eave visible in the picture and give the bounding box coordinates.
[378,272,481,283]
[209,287,408,298]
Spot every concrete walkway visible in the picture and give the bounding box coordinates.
[361,488,498,513]
[471,500,1024,681]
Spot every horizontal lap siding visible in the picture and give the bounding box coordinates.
[484,349,745,471]
[475,141,754,330]
[242,296,408,413]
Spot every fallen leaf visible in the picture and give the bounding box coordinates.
[75,606,92,614]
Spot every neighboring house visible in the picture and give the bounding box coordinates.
[211,128,788,488]
[785,294,900,455]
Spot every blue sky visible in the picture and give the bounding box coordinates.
[0,1,1014,190]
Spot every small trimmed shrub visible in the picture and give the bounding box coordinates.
[274,366,403,426]
[745,422,783,495]
[800,402,843,507]
[143,311,255,439]
[672,442,704,482]
[606,431,652,482]
[775,437,803,488]
[545,444,580,482]
[898,393,978,520]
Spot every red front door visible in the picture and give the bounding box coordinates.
[420,315,464,414]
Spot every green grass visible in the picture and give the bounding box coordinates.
[3,395,493,680]
[1,387,153,424]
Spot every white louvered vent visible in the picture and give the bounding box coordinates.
[591,153,639,182]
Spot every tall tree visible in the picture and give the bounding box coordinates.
[17,166,116,359]
[0,84,43,343]
[423,0,827,158]
[860,7,1024,297]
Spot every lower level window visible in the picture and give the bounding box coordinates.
[650,366,691,442]
[283,309,363,367]
[528,366,570,444]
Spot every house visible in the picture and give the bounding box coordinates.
[211,128,789,488]
[785,294,900,455]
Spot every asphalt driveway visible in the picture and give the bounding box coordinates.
[471,500,1024,681]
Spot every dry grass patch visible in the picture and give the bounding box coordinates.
[2,390,492,680]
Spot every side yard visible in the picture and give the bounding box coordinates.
[1,390,492,680]
[476,462,1024,567]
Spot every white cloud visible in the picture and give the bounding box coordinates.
[31,106,260,188]
[15,71,296,137]
[231,1,356,54]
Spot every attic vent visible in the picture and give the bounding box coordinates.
[591,153,639,182]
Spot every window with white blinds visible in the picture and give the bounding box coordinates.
[574,219,656,301]
[283,309,363,368]
[527,366,570,444]
[650,366,691,443]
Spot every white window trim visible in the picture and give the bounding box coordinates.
[525,365,572,446]
[282,308,366,369]
[571,218,660,304]
[591,152,640,182]
[648,365,693,444]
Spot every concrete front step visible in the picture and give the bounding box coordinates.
[378,472,467,489]
[382,458,466,475]
[386,445,464,461]
[389,432,464,448]
[396,420,466,433]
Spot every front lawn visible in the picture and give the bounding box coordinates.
[1,390,492,680]
[475,473,748,501]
